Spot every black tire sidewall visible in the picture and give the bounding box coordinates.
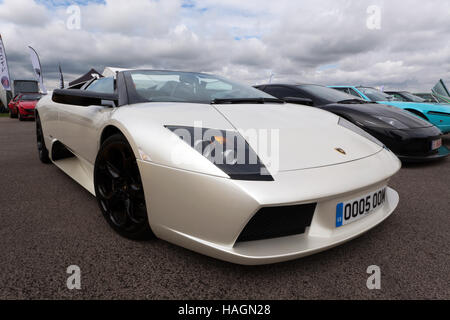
[94,134,153,240]
[36,114,51,163]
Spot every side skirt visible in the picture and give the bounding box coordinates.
[50,140,96,196]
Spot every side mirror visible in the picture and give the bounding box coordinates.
[283,96,314,106]
[52,89,118,107]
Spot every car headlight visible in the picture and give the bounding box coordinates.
[338,118,384,147]
[165,126,273,181]
[372,116,409,129]
[349,113,407,129]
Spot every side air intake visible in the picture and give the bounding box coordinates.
[236,203,316,243]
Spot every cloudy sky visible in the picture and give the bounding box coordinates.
[0,0,449,91]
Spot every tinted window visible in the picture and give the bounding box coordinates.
[348,88,363,98]
[263,86,305,99]
[399,92,426,103]
[85,77,115,94]
[297,85,358,103]
[435,95,448,103]
[358,87,397,101]
[21,94,41,101]
[388,93,408,102]
[333,87,350,94]
[415,93,435,102]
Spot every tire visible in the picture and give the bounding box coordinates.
[36,113,51,164]
[94,134,153,240]
[18,111,23,121]
[11,108,17,119]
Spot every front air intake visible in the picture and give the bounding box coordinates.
[236,203,316,243]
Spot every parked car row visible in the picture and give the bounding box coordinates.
[254,84,448,162]
[329,86,450,134]
[10,75,450,163]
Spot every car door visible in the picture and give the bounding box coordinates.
[9,95,19,113]
[58,77,116,164]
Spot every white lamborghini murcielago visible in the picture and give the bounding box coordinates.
[35,69,401,265]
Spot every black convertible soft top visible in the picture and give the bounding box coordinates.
[69,68,103,87]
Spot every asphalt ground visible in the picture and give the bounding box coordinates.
[0,117,448,299]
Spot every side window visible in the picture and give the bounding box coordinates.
[390,93,406,101]
[348,88,363,98]
[263,86,305,99]
[334,87,350,95]
[85,77,115,94]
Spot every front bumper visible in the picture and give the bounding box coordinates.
[397,145,450,162]
[137,149,401,265]
[368,126,447,162]
[18,108,35,118]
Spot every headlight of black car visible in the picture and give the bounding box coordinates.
[165,126,273,181]
[372,116,410,129]
[338,118,385,147]
[350,113,409,129]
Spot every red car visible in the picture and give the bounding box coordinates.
[8,93,41,121]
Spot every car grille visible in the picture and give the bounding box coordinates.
[235,203,316,243]
[402,138,438,155]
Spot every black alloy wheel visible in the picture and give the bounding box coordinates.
[94,134,153,240]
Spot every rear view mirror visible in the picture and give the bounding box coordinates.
[283,97,314,106]
[52,89,118,107]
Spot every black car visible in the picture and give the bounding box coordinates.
[255,84,449,162]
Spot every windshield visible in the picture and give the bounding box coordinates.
[358,87,397,101]
[435,95,448,103]
[297,85,361,103]
[400,92,425,102]
[415,93,435,102]
[129,70,275,104]
[20,94,41,101]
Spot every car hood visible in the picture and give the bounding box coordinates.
[214,103,382,171]
[18,101,37,108]
[321,102,433,129]
[117,102,383,173]
[377,100,450,113]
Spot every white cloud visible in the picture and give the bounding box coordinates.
[0,0,449,91]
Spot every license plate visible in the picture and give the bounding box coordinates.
[335,187,386,228]
[431,139,442,150]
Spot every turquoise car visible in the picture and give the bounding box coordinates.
[330,86,450,134]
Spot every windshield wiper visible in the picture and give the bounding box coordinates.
[337,99,370,104]
[211,97,284,104]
